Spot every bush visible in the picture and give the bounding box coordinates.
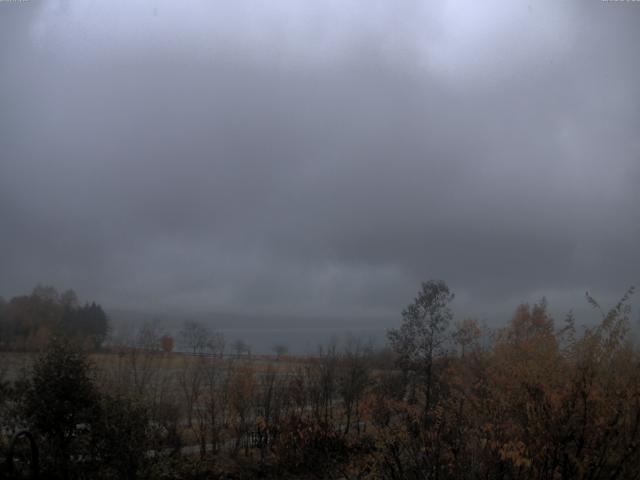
[90,394,156,480]
[19,338,99,479]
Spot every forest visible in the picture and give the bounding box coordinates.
[0,280,638,479]
[0,286,109,351]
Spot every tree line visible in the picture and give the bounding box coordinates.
[0,280,639,479]
[0,285,109,351]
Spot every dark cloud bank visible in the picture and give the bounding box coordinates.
[1,1,639,345]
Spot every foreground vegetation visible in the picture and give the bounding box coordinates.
[1,281,639,479]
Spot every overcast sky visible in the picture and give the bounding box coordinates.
[1,1,639,325]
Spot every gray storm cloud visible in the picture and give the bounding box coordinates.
[1,1,639,323]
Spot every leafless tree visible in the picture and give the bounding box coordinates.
[198,356,231,455]
[206,331,226,358]
[180,320,209,354]
[228,363,255,457]
[232,339,251,358]
[338,337,372,434]
[177,355,204,429]
[272,344,289,360]
[308,343,338,427]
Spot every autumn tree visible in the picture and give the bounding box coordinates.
[1,286,109,350]
[8,289,63,349]
[161,334,174,353]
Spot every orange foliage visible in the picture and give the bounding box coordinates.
[161,335,174,353]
